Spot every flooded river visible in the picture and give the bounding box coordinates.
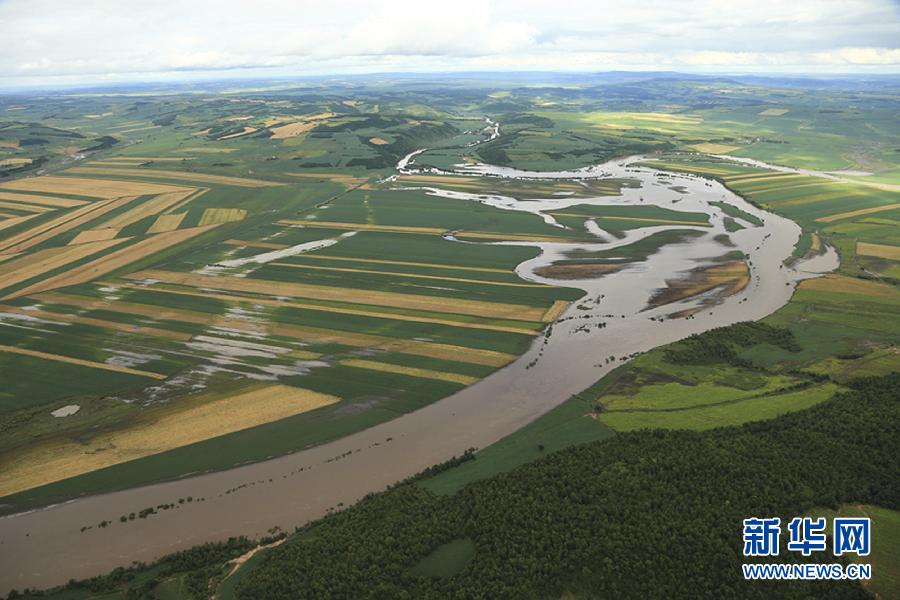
[0,154,838,594]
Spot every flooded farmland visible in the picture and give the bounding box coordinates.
[0,154,838,594]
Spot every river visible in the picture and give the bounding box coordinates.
[0,153,838,594]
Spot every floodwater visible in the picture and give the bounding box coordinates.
[0,155,838,594]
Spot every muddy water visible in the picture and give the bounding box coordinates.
[0,156,837,594]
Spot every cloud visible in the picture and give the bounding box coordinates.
[0,0,897,86]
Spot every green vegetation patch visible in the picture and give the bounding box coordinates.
[806,504,900,600]
[409,538,476,578]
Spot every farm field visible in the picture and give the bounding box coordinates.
[0,72,897,600]
[0,105,603,511]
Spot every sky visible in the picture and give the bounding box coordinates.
[1,0,899,88]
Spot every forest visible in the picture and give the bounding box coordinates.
[229,374,899,599]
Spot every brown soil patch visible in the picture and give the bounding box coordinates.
[648,260,749,308]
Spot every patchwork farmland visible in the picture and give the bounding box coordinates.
[0,156,584,509]
[0,74,897,600]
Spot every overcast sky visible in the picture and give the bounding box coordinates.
[1,0,899,87]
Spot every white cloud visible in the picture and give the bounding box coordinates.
[0,0,897,86]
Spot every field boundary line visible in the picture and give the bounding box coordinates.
[0,344,167,379]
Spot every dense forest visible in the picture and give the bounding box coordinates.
[231,374,899,599]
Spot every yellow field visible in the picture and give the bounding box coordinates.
[216,126,257,140]
[0,214,36,233]
[0,384,339,497]
[769,190,866,209]
[283,252,512,274]
[34,291,216,325]
[628,112,702,124]
[279,218,444,234]
[0,191,89,208]
[0,344,165,380]
[68,227,120,245]
[727,174,809,186]
[801,274,900,299]
[269,121,317,139]
[809,233,822,254]
[0,175,189,198]
[542,300,570,321]
[100,189,196,229]
[120,125,161,134]
[368,137,389,145]
[731,177,818,193]
[0,238,127,292]
[269,112,336,139]
[146,212,187,233]
[689,143,740,153]
[199,207,247,225]
[0,200,50,214]
[816,203,900,223]
[759,108,789,116]
[130,280,539,334]
[164,187,207,213]
[4,225,218,299]
[64,167,282,188]
[738,180,839,198]
[177,147,237,153]
[103,156,192,162]
[0,195,138,254]
[283,172,368,187]
[90,159,152,166]
[722,171,787,183]
[126,268,547,321]
[51,145,81,155]
[0,158,32,167]
[269,261,545,289]
[857,242,900,261]
[0,139,19,148]
[342,359,478,385]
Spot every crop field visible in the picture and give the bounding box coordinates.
[0,75,895,539]
[0,108,593,510]
[0,384,338,497]
[642,155,900,275]
[0,73,896,600]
